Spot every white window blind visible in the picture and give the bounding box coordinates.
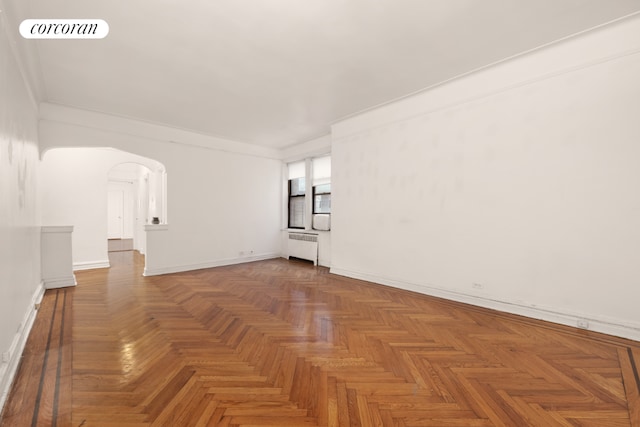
[312,156,331,185]
[288,161,305,180]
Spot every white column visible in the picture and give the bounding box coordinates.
[143,224,169,276]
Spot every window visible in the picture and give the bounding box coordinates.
[287,156,331,230]
[312,156,331,216]
[288,161,305,229]
[313,183,331,214]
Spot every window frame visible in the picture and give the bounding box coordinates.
[312,183,331,215]
[288,177,306,229]
[286,155,331,231]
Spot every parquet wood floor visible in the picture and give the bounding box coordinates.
[2,250,639,426]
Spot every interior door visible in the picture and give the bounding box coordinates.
[107,189,124,239]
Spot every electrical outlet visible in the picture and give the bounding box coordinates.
[472,283,483,290]
[577,319,589,329]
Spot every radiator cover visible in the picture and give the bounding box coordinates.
[287,233,318,265]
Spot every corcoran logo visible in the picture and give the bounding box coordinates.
[19,19,109,39]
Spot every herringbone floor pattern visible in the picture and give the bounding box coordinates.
[2,251,639,426]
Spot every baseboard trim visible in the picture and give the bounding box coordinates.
[0,282,45,412]
[73,260,110,271]
[330,267,640,342]
[143,253,281,276]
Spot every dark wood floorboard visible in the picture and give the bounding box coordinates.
[2,250,639,426]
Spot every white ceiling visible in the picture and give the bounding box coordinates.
[18,0,640,148]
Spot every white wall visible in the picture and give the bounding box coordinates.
[0,5,43,409]
[39,111,283,275]
[144,144,282,274]
[331,16,640,340]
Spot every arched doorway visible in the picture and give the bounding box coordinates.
[40,147,167,273]
[107,163,151,254]
[107,160,167,257]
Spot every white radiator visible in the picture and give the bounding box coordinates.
[287,232,318,265]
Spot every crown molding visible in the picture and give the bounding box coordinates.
[39,102,283,160]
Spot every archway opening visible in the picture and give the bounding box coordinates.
[40,147,167,274]
[107,162,163,255]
